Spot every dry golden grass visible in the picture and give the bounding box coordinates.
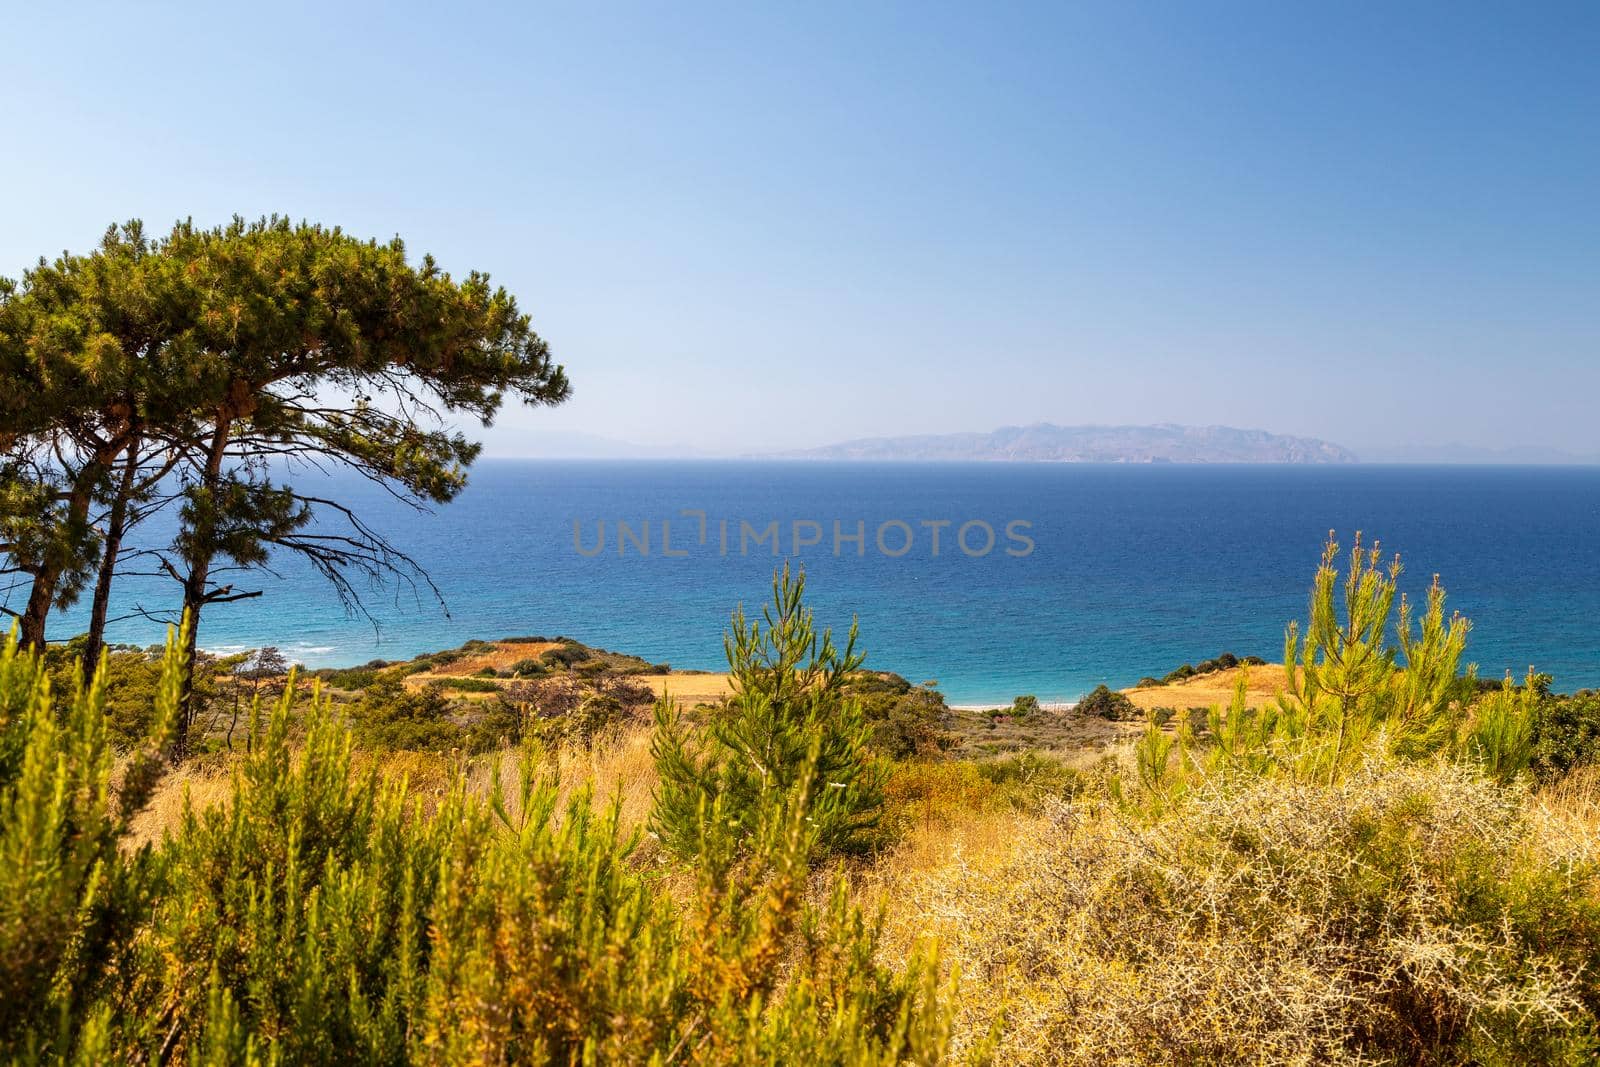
[126,760,236,849]
[128,726,663,855]
[1120,663,1291,713]
[462,725,661,839]
[636,672,732,708]
[1528,763,1600,866]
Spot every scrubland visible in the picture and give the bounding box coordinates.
[7,540,1600,1064]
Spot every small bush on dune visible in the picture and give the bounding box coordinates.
[1076,685,1135,721]
[507,657,546,678]
[539,643,589,670]
[1152,651,1264,686]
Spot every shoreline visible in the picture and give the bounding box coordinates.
[949,701,1078,712]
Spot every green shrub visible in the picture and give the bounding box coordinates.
[1150,706,1176,727]
[1531,690,1600,783]
[0,624,180,1046]
[506,657,546,678]
[871,688,954,759]
[540,644,588,670]
[844,671,954,759]
[1125,534,1539,798]
[1151,652,1264,686]
[432,677,501,693]
[1011,694,1041,717]
[974,751,1085,805]
[0,622,953,1062]
[1078,684,1136,720]
[315,665,382,690]
[349,676,463,751]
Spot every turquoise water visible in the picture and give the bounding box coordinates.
[46,462,1600,704]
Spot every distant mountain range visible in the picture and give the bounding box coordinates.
[768,423,1359,464]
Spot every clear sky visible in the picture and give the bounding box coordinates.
[3,2,1596,457]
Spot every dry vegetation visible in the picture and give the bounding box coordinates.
[11,540,1600,1063]
[123,713,1600,1064]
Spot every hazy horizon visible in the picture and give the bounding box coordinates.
[4,3,1595,458]
[472,423,1600,465]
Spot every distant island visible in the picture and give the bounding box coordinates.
[769,423,1359,463]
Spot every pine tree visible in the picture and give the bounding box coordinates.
[651,564,887,862]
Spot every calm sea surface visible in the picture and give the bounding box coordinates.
[46,462,1600,704]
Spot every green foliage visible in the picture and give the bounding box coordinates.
[0,217,573,745]
[39,639,241,749]
[434,676,501,693]
[972,751,1086,804]
[843,671,955,759]
[0,623,954,1062]
[506,657,547,677]
[0,622,182,1049]
[348,676,464,753]
[1531,690,1600,783]
[539,643,589,670]
[312,664,384,691]
[1460,670,1540,784]
[652,566,888,862]
[1155,651,1264,685]
[1125,533,1542,805]
[1077,684,1136,721]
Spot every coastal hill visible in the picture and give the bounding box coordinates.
[771,422,1358,463]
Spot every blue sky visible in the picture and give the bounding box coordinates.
[2,2,1596,457]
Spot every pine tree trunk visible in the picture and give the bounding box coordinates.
[175,417,231,755]
[80,433,142,685]
[18,467,101,653]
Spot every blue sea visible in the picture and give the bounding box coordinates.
[45,462,1600,704]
